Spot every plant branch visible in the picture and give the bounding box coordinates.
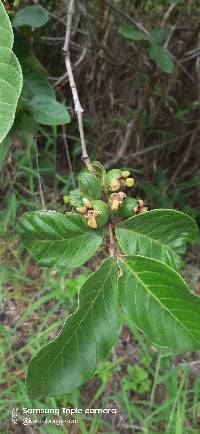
[63,0,94,173]
[108,222,116,257]
[104,0,149,35]
[160,2,176,28]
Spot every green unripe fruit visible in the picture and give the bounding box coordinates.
[121,170,130,179]
[82,198,93,208]
[78,171,102,199]
[126,177,135,188]
[105,169,122,189]
[118,197,138,219]
[92,200,110,228]
[63,195,70,205]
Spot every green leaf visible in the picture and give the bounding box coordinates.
[0,17,13,49]
[22,55,55,99]
[0,1,23,143]
[26,258,121,397]
[116,209,198,269]
[78,171,102,199]
[119,24,147,41]
[13,5,49,29]
[92,161,106,185]
[118,256,200,353]
[17,211,104,269]
[29,96,71,126]
[148,28,170,45]
[149,43,175,73]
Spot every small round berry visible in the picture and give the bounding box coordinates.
[63,195,70,204]
[121,170,130,179]
[118,197,138,218]
[125,178,135,188]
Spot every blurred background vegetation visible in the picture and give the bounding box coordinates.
[1,0,200,433]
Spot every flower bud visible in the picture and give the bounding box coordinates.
[111,199,120,211]
[87,216,97,229]
[82,198,93,208]
[76,206,88,215]
[109,178,120,192]
[125,178,135,188]
[121,170,130,179]
[109,192,126,211]
[63,195,70,204]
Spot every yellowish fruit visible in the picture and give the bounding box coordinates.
[121,170,130,179]
[63,195,70,204]
[126,178,135,188]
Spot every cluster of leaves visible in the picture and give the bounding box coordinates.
[119,24,174,74]
[16,161,200,398]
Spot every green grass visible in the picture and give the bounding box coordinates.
[1,246,200,433]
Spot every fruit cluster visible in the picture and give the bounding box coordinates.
[63,162,148,229]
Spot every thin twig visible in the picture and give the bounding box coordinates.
[63,0,94,173]
[108,223,116,257]
[63,0,75,52]
[34,140,46,210]
[170,52,196,84]
[161,2,176,28]
[164,18,179,48]
[104,0,149,35]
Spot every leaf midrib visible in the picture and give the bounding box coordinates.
[118,227,179,262]
[123,259,200,345]
[24,232,98,243]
